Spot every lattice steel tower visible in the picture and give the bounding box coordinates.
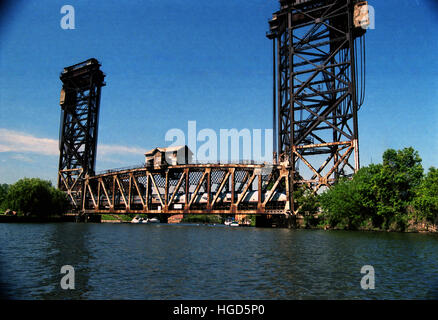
[267,0,368,212]
[57,58,105,209]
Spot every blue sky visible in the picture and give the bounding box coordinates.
[0,0,437,185]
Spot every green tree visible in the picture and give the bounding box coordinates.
[374,147,423,230]
[0,183,9,212]
[4,178,69,217]
[413,167,438,224]
[351,164,381,227]
[319,147,425,231]
[319,164,382,230]
[294,184,320,227]
[319,178,364,230]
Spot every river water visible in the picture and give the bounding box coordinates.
[0,223,437,300]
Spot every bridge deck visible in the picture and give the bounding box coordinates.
[60,163,293,216]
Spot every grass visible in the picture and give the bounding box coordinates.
[101,214,118,221]
[181,215,223,224]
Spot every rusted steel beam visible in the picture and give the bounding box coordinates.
[188,170,207,208]
[99,178,112,209]
[257,172,263,211]
[184,168,189,208]
[168,171,185,207]
[231,168,236,212]
[96,179,101,210]
[266,0,366,209]
[310,153,336,181]
[211,170,231,207]
[132,175,145,207]
[263,174,284,206]
[164,170,169,212]
[59,168,84,207]
[128,173,132,210]
[149,173,164,208]
[111,176,116,210]
[86,209,285,216]
[57,59,105,212]
[92,164,279,179]
[294,150,321,180]
[82,181,87,211]
[145,174,150,211]
[236,173,256,206]
[353,138,359,173]
[115,175,128,209]
[295,141,352,150]
[324,145,354,181]
[206,168,211,211]
[82,164,290,216]
[236,171,250,193]
[87,183,97,209]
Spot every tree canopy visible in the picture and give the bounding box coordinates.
[2,178,69,217]
[319,147,436,231]
[413,167,438,224]
[0,183,9,212]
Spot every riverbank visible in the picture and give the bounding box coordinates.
[301,220,438,233]
[1,213,436,233]
[0,213,102,223]
[0,215,77,223]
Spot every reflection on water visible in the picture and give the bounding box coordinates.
[37,224,93,299]
[0,223,437,299]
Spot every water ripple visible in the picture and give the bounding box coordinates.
[0,224,437,299]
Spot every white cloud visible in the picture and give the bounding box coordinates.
[0,128,146,159]
[0,129,58,155]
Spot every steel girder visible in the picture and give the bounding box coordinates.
[268,0,365,211]
[57,59,105,209]
[82,164,291,216]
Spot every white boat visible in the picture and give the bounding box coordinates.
[225,218,239,227]
[131,216,148,224]
[148,217,160,224]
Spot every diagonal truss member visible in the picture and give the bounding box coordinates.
[57,58,105,210]
[267,0,367,213]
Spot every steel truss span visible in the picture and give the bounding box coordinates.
[82,164,291,216]
[268,0,366,211]
[58,0,367,219]
[57,59,105,209]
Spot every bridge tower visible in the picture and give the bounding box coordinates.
[267,0,368,214]
[57,58,105,210]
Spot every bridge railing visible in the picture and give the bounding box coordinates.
[95,160,273,176]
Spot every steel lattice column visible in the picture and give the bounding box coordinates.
[57,58,105,210]
[268,0,367,213]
